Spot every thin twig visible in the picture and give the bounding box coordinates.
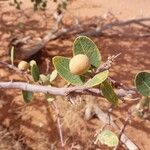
[0,61,136,99]
[109,77,136,91]
[114,112,132,150]
[87,105,139,150]
[95,53,121,74]
[0,61,31,81]
[52,101,65,147]
[0,61,21,73]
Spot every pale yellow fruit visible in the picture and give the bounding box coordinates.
[69,54,90,75]
[18,61,29,71]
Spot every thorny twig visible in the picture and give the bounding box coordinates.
[114,111,132,150]
[0,61,31,81]
[0,61,22,73]
[0,59,137,99]
[0,52,141,149]
[0,81,136,99]
[52,101,65,147]
[96,53,121,74]
[109,77,136,91]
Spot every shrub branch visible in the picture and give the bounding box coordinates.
[0,81,136,99]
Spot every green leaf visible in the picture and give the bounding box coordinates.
[10,46,15,65]
[101,80,118,105]
[22,90,33,103]
[31,62,40,82]
[95,130,119,147]
[85,70,109,87]
[73,36,101,68]
[49,70,58,82]
[135,71,150,96]
[53,56,84,85]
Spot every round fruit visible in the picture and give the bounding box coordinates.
[69,54,90,75]
[18,61,29,71]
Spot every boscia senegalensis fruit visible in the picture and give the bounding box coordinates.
[69,54,91,75]
[18,61,29,71]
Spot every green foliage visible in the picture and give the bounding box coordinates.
[32,0,47,11]
[30,61,40,82]
[95,130,119,147]
[101,80,118,105]
[73,36,101,68]
[10,0,48,10]
[19,36,119,107]
[53,56,84,85]
[85,70,109,87]
[135,71,150,96]
[53,36,103,85]
[10,0,68,12]
[22,90,33,103]
[10,0,22,9]
[56,0,68,14]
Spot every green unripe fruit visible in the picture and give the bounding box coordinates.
[18,61,29,71]
[69,54,91,75]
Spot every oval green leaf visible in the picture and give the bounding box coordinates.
[96,130,119,147]
[31,63,40,82]
[85,70,109,87]
[22,90,33,103]
[73,36,101,68]
[135,71,150,96]
[53,56,85,85]
[101,80,118,105]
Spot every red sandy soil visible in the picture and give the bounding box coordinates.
[0,0,150,150]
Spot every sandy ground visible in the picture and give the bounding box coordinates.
[0,0,150,150]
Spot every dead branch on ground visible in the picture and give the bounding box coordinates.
[10,17,150,59]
